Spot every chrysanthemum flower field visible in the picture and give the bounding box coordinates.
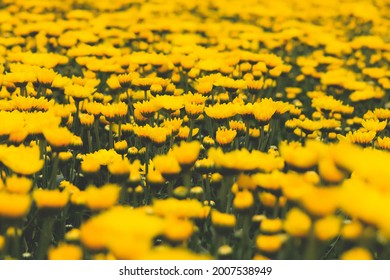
[0,0,390,260]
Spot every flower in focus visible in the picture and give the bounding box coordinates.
[215,127,237,146]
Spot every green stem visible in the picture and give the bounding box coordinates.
[11,223,22,259]
[49,153,60,190]
[93,119,101,150]
[119,185,127,205]
[272,196,280,218]
[304,222,317,260]
[257,125,265,151]
[20,86,26,97]
[244,122,250,149]
[118,119,122,141]
[183,170,191,194]
[109,122,114,149]
[219,176,233,212]
[74,101,81,134]
[87,130,92,153]
[41,140,48,189]
[37,216,55,260]
[188,119,194,142]
[205,175,211,201]
[240,214,252,259]
[168,180,174,197]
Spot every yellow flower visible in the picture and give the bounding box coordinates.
[114,140,128,155]
[284,208,311,237]
[233,190,254,212]
[279,141,318,171]
[154,95,184,112]
[340,247,372,260]
[169,141,201,167]
[133,100,160,118]
[253,254,270,260]
[107,159,131,177]
[80,206,164,254]
[142,246,212,260]
[343,130,376,146]
[33,189,69,209]
[229,120,246,135]
[373,108,390,120]
[260,218,283,234]
[218,245,233,258]
[85,184,121,211]
[161,118,183,134]
[318,157,345,183]
[101,102,128,121]
[258,192,285,208]
[256,234,285,253]
[147,169,166,187]
[211,210,236,230]
[5,175,33,194]
[341,221,363,240]
[6,227,22,237]
[153,155,181,179]
[118,72,139,88]
[312,95,343,113]
[195,80,213,95]
[185,103,204,119]
[35,67,57,87]
[215,127,237,146]
[48,243,83,260]
[376,136,390,150]
[0,144,44,175]
[314,215,342,241]
[361,119,387,132]
[0,235,4,251]
[300,187,338,217]
[106,76,121,90]
[81,158,101,175]
[133,125,171,144]
[65,228,81,242]
[43,127,75,149]
[150,84,163,94]
[163,218,194,242]
[295,118,322,133]
[79,113,95,128]
[0,192,31,219]
[250,128,261,138]
[350,87,384,102]
[64,84,95,100]
[153,198,207,219]
[236,173,256,191]
[177,126,199,139]
[59,151,73,162]
[208,148,253,173]
[205,103,237,121]
[252,171,282,192]
[252,99,276,125]
[247,79,264,93]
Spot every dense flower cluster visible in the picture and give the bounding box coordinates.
[0,0,389,260]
